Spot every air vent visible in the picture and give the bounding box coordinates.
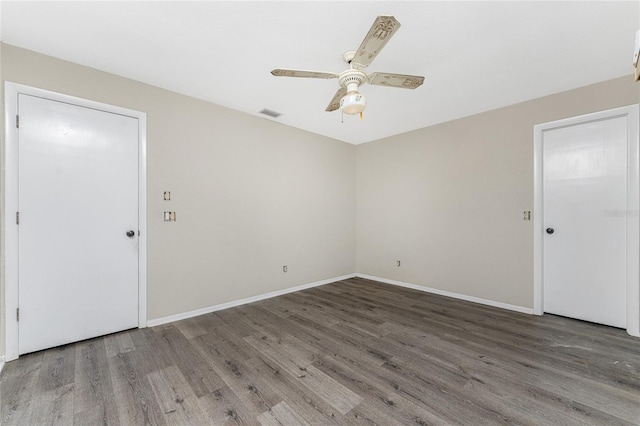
[259,109,282,118]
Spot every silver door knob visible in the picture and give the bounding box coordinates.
[126,230,135,238]
[546,228,554,234]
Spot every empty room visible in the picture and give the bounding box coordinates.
[1,1,640,424]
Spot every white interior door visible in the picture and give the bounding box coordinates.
[18,93,139,354]
[542,115,629,328]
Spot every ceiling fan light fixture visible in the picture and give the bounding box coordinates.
[340,92,367,115]
[270,16,424,114]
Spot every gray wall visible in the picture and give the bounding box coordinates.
[1,42,638,361]
[356,75,639,309]
[0,44,356,357]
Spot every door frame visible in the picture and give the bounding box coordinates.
[533,104,640,337]
[3,82,148,361]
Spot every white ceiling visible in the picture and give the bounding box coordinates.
[2,1,638,144]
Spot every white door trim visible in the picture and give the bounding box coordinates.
[3,82,148,361]
[533,104,640,337]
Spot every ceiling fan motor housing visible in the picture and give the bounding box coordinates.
[339,69,367,92]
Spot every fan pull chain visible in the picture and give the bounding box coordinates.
[340,111,363,122]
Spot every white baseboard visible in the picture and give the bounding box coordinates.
[0,356,5,375]
[147,273,357,327]
[356,273,534,315]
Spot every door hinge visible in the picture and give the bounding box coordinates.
[16,115,19,129]
[16,212,19,225]
[16,308,19,321]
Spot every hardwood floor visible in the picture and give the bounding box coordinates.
[2,277,640,425]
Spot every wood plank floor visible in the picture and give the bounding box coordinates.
[2,277,640,425]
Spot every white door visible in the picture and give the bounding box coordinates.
[542,115,629,328]
[18,94,139,354]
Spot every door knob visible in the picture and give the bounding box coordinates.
[546,228,554,234]
[126,230,135,238]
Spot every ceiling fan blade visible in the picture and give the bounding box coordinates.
[352,16,401,69]
[271,69,338,79]
[368,72,425,89]
[326,87,347,112]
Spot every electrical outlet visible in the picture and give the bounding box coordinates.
[397,260,401,267]
[523,210,531,221]
[283,265,288,273]
[164,191,171,201]
[164,211,176,222]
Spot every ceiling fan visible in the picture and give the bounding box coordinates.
[271,15,425,116]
